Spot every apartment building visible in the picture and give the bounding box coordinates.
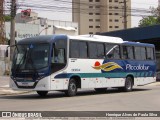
[72,0,131,35]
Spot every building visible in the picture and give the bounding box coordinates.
[72,0,131,35]
[27,18,78,36]
[15,12,78,36]
[5,22,39,41]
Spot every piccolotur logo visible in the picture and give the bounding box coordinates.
[92,61,123,71]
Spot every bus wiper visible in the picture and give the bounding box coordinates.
[25,50,41,79]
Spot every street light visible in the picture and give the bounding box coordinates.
[39,26,48,35]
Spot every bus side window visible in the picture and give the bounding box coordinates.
[57,49,65,63]
[134,47,141,60]
[141,47,146,60]
[106,44,120,59]
[146,47,154,60]
[97,43,105,58]
[114,45,120,59]
[122,46,128,59]
[79,42,88,58]
[70,41,79,58]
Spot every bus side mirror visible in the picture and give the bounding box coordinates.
[5,49,8,57]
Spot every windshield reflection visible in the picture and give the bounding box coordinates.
[12,44,50,71]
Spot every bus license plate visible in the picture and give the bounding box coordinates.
[17,82,34,86]
[21,82,29,86]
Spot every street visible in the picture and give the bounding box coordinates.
[0,84,160,111]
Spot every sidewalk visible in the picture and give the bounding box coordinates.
[0,75,160,95]
[0,76,29,95]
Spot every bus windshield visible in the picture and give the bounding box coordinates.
[12,44,50,71]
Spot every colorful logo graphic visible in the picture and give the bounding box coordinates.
[93,61,123,72]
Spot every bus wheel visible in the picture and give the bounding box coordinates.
[95,88,107,93]
[124,76,133,92]
[37,91,48,97]
[65,79,77,97]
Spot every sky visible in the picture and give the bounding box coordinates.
[131,0,158,27]
[16,0,158,28]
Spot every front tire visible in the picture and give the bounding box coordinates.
[37,91,48,97]
[65,79,77,97]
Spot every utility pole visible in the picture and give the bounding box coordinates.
[120,0,127,29]
[10,0,16,60]
[123,0,127,29]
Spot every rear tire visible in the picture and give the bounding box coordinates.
[95,88,107,93]
[65,78,77,97]
[124,76,133,92]
[37,91,48,97]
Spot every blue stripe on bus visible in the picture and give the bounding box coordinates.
[54,72,155,79]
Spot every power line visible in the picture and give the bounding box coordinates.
[5,0,155,18]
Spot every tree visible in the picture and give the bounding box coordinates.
[139,6,160,27]
[4,15,11,22]
[139,16,158,27]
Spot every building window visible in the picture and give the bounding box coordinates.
[89,32,93,34]
[95,5,100,8]
[109,13,112,15]
[89,0,93,2]
[96,26,100,28]
[115,0,118,2]
[89,26,93,28]
[96,19,100,22]
[109,26,112,28]
[89,13,93,15]
[115,19,119,22]
[115,6,118,9]
[109,0,112,2]
[109,6,112,9]
[115,26,119,28]
[115,13,119,15]
[89,6,93,8]
[95,13,100,15]
[110,19,112,22]
[89,19,93,22]
[95,0,100,2]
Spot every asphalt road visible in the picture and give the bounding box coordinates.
[0,85,160,111]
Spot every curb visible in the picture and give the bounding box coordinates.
[0,82,160,95]
[146,82,160,86]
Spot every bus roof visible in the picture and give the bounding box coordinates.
[123,41,155,47]
[17,34,154,48]
[69,35,124,43]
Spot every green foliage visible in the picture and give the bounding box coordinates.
[4,15,11,22]
[139,6,160,27]
[139,16,159,27]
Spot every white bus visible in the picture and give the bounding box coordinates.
[10,35,156,96]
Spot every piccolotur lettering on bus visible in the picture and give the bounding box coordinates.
[126,64,149,70]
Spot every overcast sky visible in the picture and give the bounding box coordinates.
[131,0,158,27]
[18,0,158,27]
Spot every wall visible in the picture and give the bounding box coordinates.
[5,22,39,41]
